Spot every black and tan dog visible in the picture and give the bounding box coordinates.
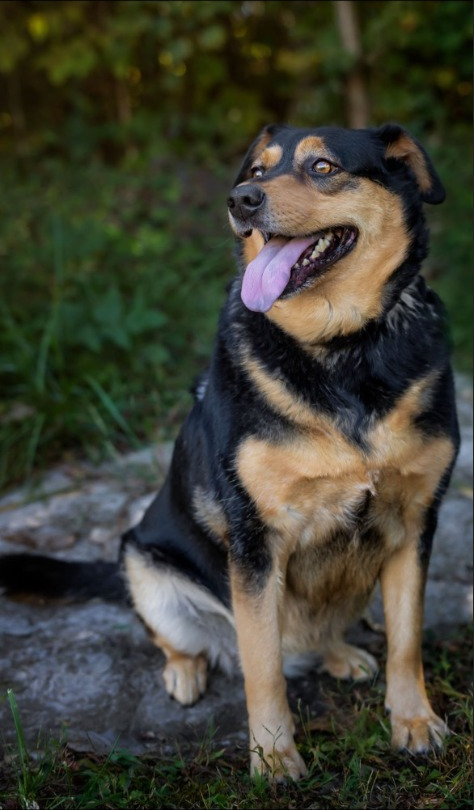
[1,123,459,781]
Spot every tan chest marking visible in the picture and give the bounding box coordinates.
[237,361,455,541]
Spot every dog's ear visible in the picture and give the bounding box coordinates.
[376,123,445,205]
[233,124,288,186]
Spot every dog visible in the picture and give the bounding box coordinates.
[1,123,459,782]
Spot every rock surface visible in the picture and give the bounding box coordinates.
[0,377,471,756]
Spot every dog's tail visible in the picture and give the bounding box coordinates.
[0,553,126,603]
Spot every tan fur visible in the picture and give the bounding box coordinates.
[242,350,332,429]
[240,358,450,490]
[233,360,454,765]
[380,540,449,751]
[252,174,409,341]
[231,565,308,781]
[236,368,455,644]
[258,143,283,170]
[234,132,428,344]
[293,135,330,164]
[252,130,272,157]
[157,640,208,706]
[318,641,378,680]
[242,229,265,267]
[386,133,432,194]
[192,485,229,546]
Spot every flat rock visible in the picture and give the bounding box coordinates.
[0,598,247,756]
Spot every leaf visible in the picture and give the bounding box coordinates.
[93,286,123,327]
[125,291,168,335]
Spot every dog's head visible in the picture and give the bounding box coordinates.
[228,124,444,342]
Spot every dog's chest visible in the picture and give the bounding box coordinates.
[236,379,443,549]
[237,428,380,546]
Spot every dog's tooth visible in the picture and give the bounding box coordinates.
[302,258,309,266]
[309,236,332,260]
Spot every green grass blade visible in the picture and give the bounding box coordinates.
[35,215,64,394]
[85,375,141,448]
[25,413,46,481]
[7,689,30,796]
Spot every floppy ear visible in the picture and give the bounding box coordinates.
[233,123,288,186]
[377,123,445,205]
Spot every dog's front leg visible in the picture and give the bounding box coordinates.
[380,535,448,753]
[230,559,307,782]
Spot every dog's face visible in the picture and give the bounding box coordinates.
[228,124,444,341]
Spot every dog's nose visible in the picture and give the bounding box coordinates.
[227,185,265,220]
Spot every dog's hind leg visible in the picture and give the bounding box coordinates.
[319,639,378,681]
[123,544,236,705]
[281,596,378,682]
[157,641,208,706]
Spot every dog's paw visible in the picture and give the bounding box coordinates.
[249,717,307,783]
[321,642,378,681]
[250,740,308,783]
[163,653,207,706]
[390,710,449,754]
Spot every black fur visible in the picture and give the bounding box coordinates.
[0,554,125,602]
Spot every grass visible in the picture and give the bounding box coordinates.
[1,624,472,809]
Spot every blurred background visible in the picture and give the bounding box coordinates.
[0,0,472,491]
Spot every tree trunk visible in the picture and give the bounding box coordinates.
[333,0,370,128]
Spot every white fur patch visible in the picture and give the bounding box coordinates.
[124,546,237,673]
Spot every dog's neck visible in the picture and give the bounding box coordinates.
[224,269,447,414]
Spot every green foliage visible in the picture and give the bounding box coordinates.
[0,1,471,160]
[0,0,471,486]
[426,136,473,370]
[0,160,231,487]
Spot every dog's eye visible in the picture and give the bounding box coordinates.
[313,159,335,175]
[251,166,265,178]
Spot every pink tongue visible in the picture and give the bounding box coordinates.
[241,235,315,312]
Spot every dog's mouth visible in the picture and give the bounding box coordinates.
[241,227,358,313]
